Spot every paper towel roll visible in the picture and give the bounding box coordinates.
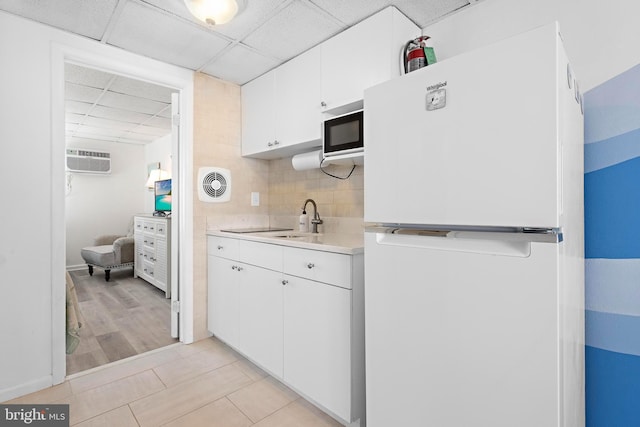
[292,149,323,171]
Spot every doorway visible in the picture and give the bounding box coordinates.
[64,63,179,374]
[51,43,195,384]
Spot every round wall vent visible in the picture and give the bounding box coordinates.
[198,167,231,203]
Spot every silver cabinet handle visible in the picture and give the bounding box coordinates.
[282,280,288,286]
[320,101,326,107]
[273,140,280,145]
[217,245,223,250]
[237,266,244,272]
[307,263,315,269]
[267,141,273,147]
[231,265,237,270]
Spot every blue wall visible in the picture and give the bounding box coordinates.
[584,63,640,426]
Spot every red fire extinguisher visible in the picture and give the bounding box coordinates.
[403,36,435,74]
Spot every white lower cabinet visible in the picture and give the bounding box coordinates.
[207,255,239,346]
[238,264,283,378]
[283,275,352,421]
[207,235,364,425]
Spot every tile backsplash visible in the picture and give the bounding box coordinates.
[268,156,364,231]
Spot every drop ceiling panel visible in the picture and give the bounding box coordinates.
[118,131,159,143]
[202,44,280,85]
[144,116,172,128]
[74,126,128,139]
[206,0,290,40]
[109,76,174,103]
[66,101,93,115]
[90,105,155,125]
[65,63,114,88]
[309,0,470,27]
[143,0,289,41]
[66,113,85,125]
[243,1,344,61]
[131,125,170,136]
[81,116,139,132]
[106,0,231,70]
[393,0,470,27]
[0,0,119,40]
[65,83,105,103]
[308,0,393,25]
[99,91,170,115]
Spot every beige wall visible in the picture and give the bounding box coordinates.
[192,72,270,339]
[192,73,365,339]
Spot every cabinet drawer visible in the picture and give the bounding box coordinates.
[208,236,239,260]
[134,218,145,232]
[140,221,155,234]
[142,260,155,278]
[143,236,156,249]
[238,240,282,271]
[155,221,168,237]
[143,248,155,263]
[283,247,352,289]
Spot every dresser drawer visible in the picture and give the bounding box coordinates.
[155,221,168,237]
[208,236,239,260]
[142,236,156,249]
[134,218,145,233]
[283,247,352,289]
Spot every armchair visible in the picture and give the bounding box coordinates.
[80,234,135,281]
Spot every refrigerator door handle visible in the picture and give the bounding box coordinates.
[365,225,562,242]
[366,226,562,258]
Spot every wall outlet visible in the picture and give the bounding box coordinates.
[251,192,260,206]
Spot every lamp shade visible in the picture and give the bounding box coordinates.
[183,0,244,26]
[146,169,171,188]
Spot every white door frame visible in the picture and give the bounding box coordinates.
[50,42,195,383]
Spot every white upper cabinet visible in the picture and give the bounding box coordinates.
[276,46,322,149]
[241,69,277,157]
[241,6,419,158]
[242,47,322,159]
[320,6,419,112]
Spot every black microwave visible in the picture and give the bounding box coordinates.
[323,110,364,158]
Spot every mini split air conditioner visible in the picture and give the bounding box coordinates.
[198,167,231,203]
[65,148,111,174]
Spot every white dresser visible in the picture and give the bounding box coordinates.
[134,215,171,297]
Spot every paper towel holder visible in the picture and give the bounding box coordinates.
[292,149,325,171]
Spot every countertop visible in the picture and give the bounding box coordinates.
[207,229,364,255]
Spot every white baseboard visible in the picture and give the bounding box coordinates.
[66,264,87,271]
[0,375,52,403]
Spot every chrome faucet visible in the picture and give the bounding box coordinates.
[302,199,323,233]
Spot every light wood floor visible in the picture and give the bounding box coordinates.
[66,268,178,375]
[8,337,343,426]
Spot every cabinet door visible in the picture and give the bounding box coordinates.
[238,264,284,378]
[241,70,276,156]
[134,233,144,277]
[283,275,352,420]
[321,10,391,109]
[155,237,168,292]
[207,255,240,348]
[275,46,322,146]
[321,7,418,110]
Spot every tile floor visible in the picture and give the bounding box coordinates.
[6,337,343,427]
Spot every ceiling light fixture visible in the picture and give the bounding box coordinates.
[183,0,247,26]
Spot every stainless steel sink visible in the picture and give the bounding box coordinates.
[271,232,322,239]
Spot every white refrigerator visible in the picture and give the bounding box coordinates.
[363,22,584,427]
